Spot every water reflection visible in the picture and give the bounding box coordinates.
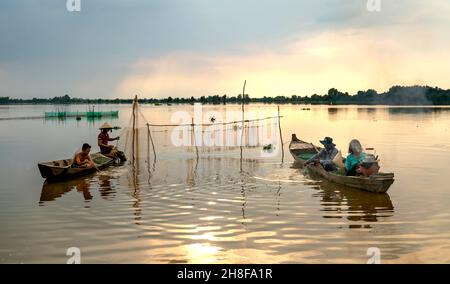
[98,175,116,200]
[39,175,117,204]
[290,161,394,228]
[387,107,450,115]
[128,164,143,225]
[3,104,450,263]
[40,178,91,203]
[311,179,394,227]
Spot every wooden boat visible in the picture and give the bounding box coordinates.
[38,152,117,181]
[289,134,394,193]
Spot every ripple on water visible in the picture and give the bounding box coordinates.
[2,143,449,263]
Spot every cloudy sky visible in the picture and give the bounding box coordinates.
[1,0,449,99]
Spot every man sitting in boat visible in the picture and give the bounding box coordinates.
[98,122,126,161]
[305,137,339,171]
[345,139,366,176]
[72,143,98,170]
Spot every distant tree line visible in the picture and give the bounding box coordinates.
[1,85,450,105]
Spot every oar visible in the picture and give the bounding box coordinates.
[310,142,320,153]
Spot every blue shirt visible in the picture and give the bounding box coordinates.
[345,153,366,171]
[306,148,338,164]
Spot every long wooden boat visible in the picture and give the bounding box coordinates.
[38,152,117,182]
[289,134,394,193]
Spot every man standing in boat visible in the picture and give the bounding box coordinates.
[305,136,339,171]
[98,122,127,162]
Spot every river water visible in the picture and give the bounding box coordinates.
[0,104,449,263]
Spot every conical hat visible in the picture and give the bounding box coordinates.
[99,122,113,129]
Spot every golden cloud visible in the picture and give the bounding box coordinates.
[115,25,450,98]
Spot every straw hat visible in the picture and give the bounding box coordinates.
[99,122,113,129]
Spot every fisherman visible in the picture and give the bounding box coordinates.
[72,143,98,170]
[98,122,126,161]
[305,137,339,171]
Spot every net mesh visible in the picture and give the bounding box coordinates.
[116,98,281,164]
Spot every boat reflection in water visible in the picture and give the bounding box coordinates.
[304,173,394,228]
[39,174,117,204]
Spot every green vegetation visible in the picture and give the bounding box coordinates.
[1,86,450,105]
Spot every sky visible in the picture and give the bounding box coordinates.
[0,0,449,99]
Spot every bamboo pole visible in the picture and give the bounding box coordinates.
[147,123,157,162]
[278,105,284,163]
[132,95,137,163]
[192,118,199,161]
[240,80,246,172]
[136,107,139,164]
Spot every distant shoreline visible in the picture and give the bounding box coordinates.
[1,103,450,107]
[2,85,450,105]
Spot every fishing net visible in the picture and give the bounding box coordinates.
[91,153,112,165]
[116,98,282,164]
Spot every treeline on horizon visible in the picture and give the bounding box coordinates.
[1,85,450,105]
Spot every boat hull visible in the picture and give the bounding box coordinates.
[289,134,394,193]
[38,152,117,182]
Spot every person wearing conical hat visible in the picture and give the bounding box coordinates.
[98,122,120,156]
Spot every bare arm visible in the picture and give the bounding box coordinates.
[73,154,81,165]
[88,154,100,171]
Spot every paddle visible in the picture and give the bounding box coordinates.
[310,142,320,154]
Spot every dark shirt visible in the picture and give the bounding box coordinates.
[98,132,110,154]
[306,148,338,164]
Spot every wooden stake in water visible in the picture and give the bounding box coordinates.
[132,95,137,163]
[192,118,199,161]
[278,105,284,163]
[240,80,246,172]
[147,123,157,162]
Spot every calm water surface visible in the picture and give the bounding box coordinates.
[0,104,449,263]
